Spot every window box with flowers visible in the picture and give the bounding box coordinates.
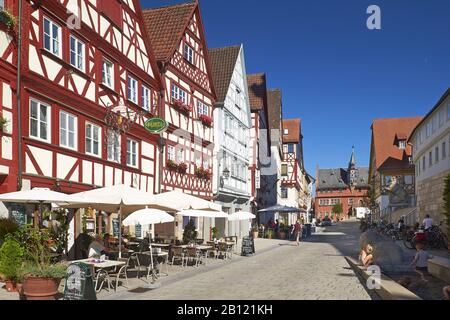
[199,114,212,128]
[0,9,16,32]
[0,115,8,134]
[195,167,211,180]
[166,160,179,172]
[178,162,188,175]
[171,99,191,116]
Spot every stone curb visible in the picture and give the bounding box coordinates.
[345,256,422,300]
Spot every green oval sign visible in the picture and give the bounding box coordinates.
[144,118,169,134]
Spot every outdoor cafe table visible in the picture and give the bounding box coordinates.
[151,243,171,250]
[142,251,169,277]
[70,258,126,290]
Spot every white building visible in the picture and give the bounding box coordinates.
[209,45,252,238]
[409,88,450,228]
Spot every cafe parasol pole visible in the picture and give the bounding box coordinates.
[118,203,123,259]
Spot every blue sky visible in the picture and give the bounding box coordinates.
[141,0,450,176]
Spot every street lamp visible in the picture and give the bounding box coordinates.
[222,167,230,180]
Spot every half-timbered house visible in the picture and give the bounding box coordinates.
[209,45,252,238]
[0,0,163,256]
[142,2,216,240]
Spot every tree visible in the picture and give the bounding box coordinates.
[443,174,450,237]
[182,219,198,244]
[332,203,343,218]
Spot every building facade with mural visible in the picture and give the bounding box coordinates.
[368,117,422,223]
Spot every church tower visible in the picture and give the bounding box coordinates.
[348,146,358,188]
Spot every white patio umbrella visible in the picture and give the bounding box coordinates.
[227,211,256,239]
[150,190,222,212]
[63,185,160,258]
[0,188,86,225]
[177,209,228,242]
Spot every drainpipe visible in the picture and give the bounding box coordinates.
[16,0,23,191]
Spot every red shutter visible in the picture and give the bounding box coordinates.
[98,0,122,28]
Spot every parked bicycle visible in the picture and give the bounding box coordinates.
[403,221,448,250]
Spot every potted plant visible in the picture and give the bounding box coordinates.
[12,227,66,300]
[267,229,274,240]
[166,160,179,172]
[0,237,24,292]
[0,116,8,133]
[171,99,191,116]
[211,227,219,240]
[0,217,19,246]
[251,226,258,239]
[178,162,188,175]
[0,9,16,32]
[199,114,213,127]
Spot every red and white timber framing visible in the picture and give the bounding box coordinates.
[158,5,216,199]
[0,0,163,195]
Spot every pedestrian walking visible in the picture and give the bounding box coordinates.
[294,220,302,246]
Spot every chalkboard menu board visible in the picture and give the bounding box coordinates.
[135,224,142,238]
[10,205,27,226]
[63,263,97,300]
[241,236,255,256]
[112,219,120,237]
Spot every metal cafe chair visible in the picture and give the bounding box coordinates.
[108,257,130,292]
[170,246,186,268]
[185,247,201,267]
[217,242,231,260]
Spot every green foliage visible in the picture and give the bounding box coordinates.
[211,227,219,240]
[0,10,16,30]
[183,219,198,244]
[332,203,343,215]
[443,174,450,236]
[0,116,7,131]
[0,217,19,245]
[267,229,274,238]
[0,238,24,281]
[48,210,69,254]
[21,262,67,279]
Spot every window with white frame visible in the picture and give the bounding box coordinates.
[126,139,138,168]
[398,140,406,150]
[70,36,85,71]
[171,84,187,104]
[167,146,175,162]
[183,43,194,64]
[59,111,77,150]
[107,130,121,163]
[281,187,288,199]
[177,148,184,164]
[348,198,354,205]
[197,101,208,116]
[43,17,61,57]
[29,99,50,142]
[142,85,151,111]
[128,76,138,104]
[319,199,329,206]
[85,123,101,157]
[102,59,114,88]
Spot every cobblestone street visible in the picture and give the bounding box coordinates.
[106,220,371,300]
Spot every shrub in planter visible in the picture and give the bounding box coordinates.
[178,162,188,174]
[0,218,19,246]
[199,114,213,127]
[0,10,16,31]
[10,226,66,300]
[166,160,179,172]
[211,227,219,240]
[0,237,24,292]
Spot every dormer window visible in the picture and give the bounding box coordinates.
[399,140,406,150]
[284,129,289,135]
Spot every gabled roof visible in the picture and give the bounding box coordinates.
[282,119,301,143]
[371,117,422,170]
[247,73,268,111]
[208,45,241,103]
[142,2,197,62]
[317,167,370,190]
[267,89,282,131]
[408,88,450,143]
